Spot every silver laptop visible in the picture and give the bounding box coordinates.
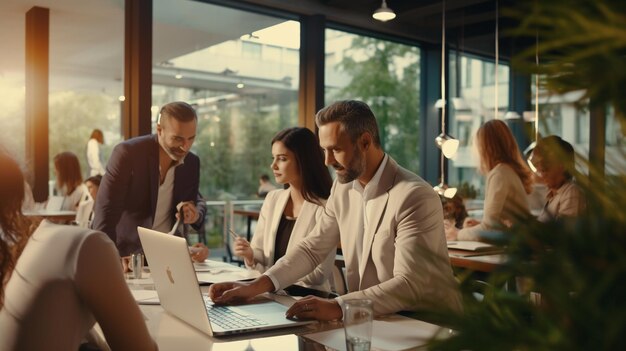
[137,226,315,336]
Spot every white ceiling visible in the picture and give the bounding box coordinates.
[0,0,283,93]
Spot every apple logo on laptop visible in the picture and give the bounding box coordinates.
[166,266,175,284]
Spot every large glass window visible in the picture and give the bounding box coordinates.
[0,1,124,186]
[605,106,625,176]
[448,54,510,199]
[152,0,300,200]
[48,3,125,181]
[0,74,25,166]
[325,29,421,172]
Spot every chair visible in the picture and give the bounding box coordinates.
[74,200,94,228]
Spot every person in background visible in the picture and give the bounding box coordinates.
[85,175,102,202]
[532,135,586,222]
[451,119,533,241]
[0,150,156,351]
[22,181,35,212]
[92,101,208,263]
[233,127,335,292]
[257,174,277,198]
[53,151,88,211]
[442,194,468,241]
[210,100,461,320]
[74,175,102,228]
[87,129,106,176]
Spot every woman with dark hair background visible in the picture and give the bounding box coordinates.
[0,150,156,350]
[53,151,88,211]
[233,127,335,292]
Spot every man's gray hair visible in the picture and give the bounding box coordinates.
[315,100,381,147]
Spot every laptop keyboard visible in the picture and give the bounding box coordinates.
[203,296,269,330]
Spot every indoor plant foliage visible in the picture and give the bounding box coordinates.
[428,1,626,349]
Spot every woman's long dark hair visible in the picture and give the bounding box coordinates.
[54,151,83,196]
[0,150,34,307]
[271,127,332,206]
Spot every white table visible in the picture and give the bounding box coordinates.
[121,260,445,351]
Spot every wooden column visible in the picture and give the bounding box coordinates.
[25,6,49,202]
[123,0,152,139]
[298,15,325,132]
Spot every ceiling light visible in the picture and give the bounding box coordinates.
[236,82,245,89]
[372,0,396,22]
[433,182,457,199]
[436,133,460,159]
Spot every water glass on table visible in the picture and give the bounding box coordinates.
[122,253,144,279]
[344,299,373,351]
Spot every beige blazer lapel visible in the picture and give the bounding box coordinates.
[358,159,398,287]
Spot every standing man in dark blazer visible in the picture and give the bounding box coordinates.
[92,101,207,260]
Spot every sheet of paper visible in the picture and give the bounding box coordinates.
[131,289,160,305]
[196,269,260,284]
[304,320,440,351]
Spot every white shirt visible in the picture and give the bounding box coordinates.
[86,138,105,176]
[152,159,184,233]
[0,222,116,349]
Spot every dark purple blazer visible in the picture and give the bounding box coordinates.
[92,134,205,256]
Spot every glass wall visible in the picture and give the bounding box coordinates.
[152,0,299,200]
[325,28,421,173]
[448,54,510,200]
[0,1,124,191]
[0,74,25,166]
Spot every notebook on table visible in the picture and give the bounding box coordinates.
[137,226,315,336]
[447,241,504,255]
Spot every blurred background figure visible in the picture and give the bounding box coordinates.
[442,194,468,241]
[532,135,586,222]
[85,175,102,202]
[0,149,157,351]
[74,175,102,228]
[234,127,335,292]
[53,151,88,211]
[453,119,533,241]
[86,128,105,176]
[257,173,277,198]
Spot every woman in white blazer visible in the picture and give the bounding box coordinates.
[233,127,335,292]
[452,119,533,241]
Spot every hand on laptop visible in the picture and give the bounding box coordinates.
[190,243,209,262]
[286,296,342,321]
[209,276,275,304]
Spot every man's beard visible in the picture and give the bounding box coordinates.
[333,146,365,184]
[159,138,186,162]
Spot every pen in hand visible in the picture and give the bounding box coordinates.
[228,229,240,241]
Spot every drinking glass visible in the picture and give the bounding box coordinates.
[344,299,373,351]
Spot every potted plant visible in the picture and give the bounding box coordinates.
[428,1,626,349]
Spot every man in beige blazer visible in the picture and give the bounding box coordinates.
[210,100,461,320]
